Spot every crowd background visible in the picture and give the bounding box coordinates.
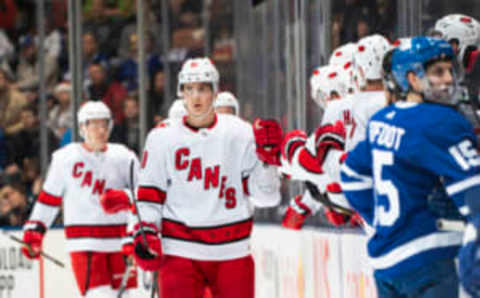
[0,0,479,227]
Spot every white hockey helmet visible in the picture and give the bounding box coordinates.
[168,98,187,119]
[433,14,480,63]
[330,43,357,93]
[77,101,113,139]
[310,64,349,109]
[214,91,240,116]
[329,42,356,66]
[353,34,392,88]
[177,57,220,97]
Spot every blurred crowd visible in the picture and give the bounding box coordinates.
[0,0,237,227]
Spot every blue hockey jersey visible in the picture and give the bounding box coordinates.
[341,101,480,278]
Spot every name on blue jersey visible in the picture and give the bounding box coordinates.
[369,121,405,151]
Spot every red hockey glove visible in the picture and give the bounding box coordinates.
[349,212,363,227]
[324,207,349,226]
[282,195,312,230]
[100,189,132,214]
[122,232,134,256]
[281,130,307,163]
[314,120,346,164]
[132,222,162,271]
[253,118,283,166]
[21,221,46,259]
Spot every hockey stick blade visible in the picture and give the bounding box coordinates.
[6,232,64,267]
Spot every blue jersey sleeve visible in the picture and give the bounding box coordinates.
[420,114,480,219]
[340,139,374,224]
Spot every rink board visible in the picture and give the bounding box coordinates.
[0,226,469,298]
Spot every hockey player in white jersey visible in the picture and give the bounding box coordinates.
[281,35,391,229]
[22,101,139,298]
[129,57,281,298]
[281,63,358,229]
[214,91,240,116]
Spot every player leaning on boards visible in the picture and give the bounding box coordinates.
[129,57,281,298]
[341,36,476,298]
[22,101,139,298]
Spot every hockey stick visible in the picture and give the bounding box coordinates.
[117,257,133,298]
[304,181,355,216]
[128,159,159,298]
[4,231,64,267]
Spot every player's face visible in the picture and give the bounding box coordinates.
[82,119,109,150]
[183,82,215,117]
[215,106,236,115]
[425,60,455,98]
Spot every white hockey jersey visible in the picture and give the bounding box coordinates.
[26,143,139,252]
[136,114,281,261]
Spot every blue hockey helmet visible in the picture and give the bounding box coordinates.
[391,36,457,104]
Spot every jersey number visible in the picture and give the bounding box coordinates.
[373,150,400,227]
[449,140,480,171]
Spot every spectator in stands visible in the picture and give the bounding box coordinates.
[149,70,169,119]
[85,63,128,124]
[111,96,140,153]
[15,34,59,92]
[0,181,30,226]
[82,31,109,78]
[48,82,73,140]
[0,0,18,34]
[117,32,163,92]
[0,29,14,66]
[8,105,58,168]
[0,68,28,135]
[340,0,379,43]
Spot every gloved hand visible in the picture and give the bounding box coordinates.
[314,120,346,164]
[324,208,349,226]
[122,232,134,256]
[459,218,480,297]
[100,189,132,214]
[281,130,307,163]
[253,118,283,166]
[21,221,47,259]
[132,222,163,271]
[282,195,312,230]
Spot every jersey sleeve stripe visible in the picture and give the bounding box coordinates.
[341,181,373,191]
[341,164,373,183]
[161,218,253,245]
[138,186,166,204]
[37,191,62,207]
[446,175,480,196]
[285,137,306,163]
[369,231,462,270]
[297,149,323,174]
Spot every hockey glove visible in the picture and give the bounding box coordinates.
[132,222,163,271]
[314,120,346,165]
[100,189,132,214]
[324,208,350,226]
[253,118,283,166]
[121,232,134,256]
[21,221,47,259]
[282,191,322,230]
[281,130,307,163]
